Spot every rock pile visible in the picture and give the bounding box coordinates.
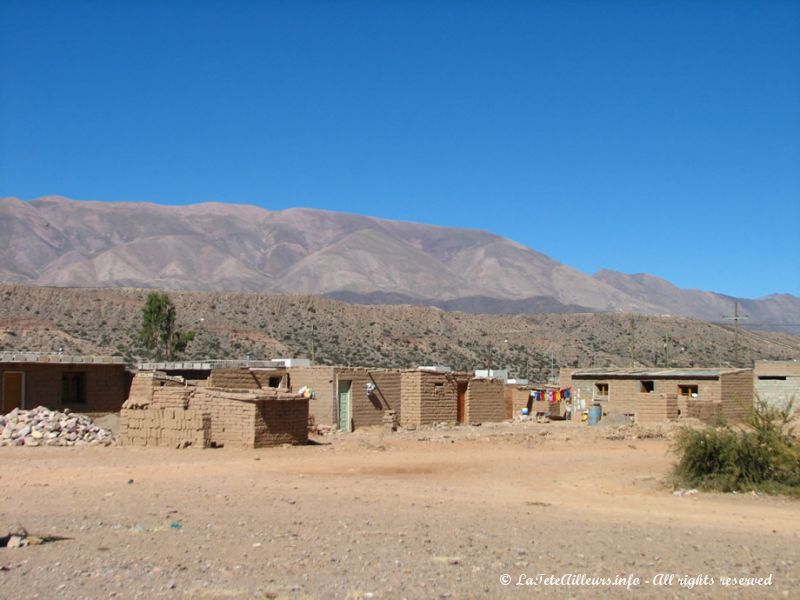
[0,406,116,447]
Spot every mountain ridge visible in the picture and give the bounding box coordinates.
[1,195,798,327]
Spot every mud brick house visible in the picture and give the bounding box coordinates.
[0,352,129,414]
[754,360,800,411]
[287,366,401,432]
[400,369,505,428]
[562,367,754,423]
[120,370,308,448]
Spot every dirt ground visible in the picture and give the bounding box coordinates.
[1,420,797,599]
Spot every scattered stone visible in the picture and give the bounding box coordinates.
[0,407,116,448]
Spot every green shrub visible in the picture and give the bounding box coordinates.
[672,397,800,496]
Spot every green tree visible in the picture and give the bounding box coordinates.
[139,292,194,360]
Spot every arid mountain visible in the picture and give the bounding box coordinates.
[1,284,798,380]
[1,196,798,327]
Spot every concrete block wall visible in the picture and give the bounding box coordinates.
[464,378,505,424]
[755,378,800,411]
[720,370,754,422]
[635,393,679,425]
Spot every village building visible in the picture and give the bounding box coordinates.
[287,366,402,432]
[504,382,570,420]
[400,369,505,428]
[120,368,308,448]
[561,367,754,423]
[0,352,129,414]
[754,360,800,411]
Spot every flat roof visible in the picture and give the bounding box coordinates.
[0,351,126,365]
[571,367,751,380]
[138,359,283,371]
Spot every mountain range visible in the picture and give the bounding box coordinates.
[1,195,798,328]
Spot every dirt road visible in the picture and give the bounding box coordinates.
[1,421,797,599]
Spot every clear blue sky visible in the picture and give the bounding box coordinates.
[1,0,798,298]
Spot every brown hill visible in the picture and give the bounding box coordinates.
[1,284,797,381]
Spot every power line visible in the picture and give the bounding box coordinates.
[723,301,748,367]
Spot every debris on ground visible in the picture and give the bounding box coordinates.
[0,406,116,447]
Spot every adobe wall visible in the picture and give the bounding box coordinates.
[571,377,723,417]
[464,378,505,424]
[505,386,531,418]
[288,366,335,426]
[336,368,402,430]
[120,407,210,448]
[635,393,679,425]
[754,361,800,377]
[400,371,459,427]
[251,369,290,390]
[208,368,260,390]
[0,363,128,413]
[719,370,754,422]
[120,372,308,448]
[254,397,309,447]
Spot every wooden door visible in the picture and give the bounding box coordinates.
[338,379,352,432]
[2,372,24,412]
[457,382,467,424]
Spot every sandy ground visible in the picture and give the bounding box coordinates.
[1,420,797,599]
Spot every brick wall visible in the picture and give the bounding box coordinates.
[570,375,727,419]
[754,361,800,378]
[368,370,402,425]
[120,373,309,448]
[399,371,460,427]
[1,363,128,413]
[686,400,722,422]
[208,368,260,390]
[251,369,290,391]
[635,393,679,424]
[120,407,210,448]
[288,366,335,426]
[720,370,754,422]
[505,386,533,418]
[254,398,309,447]
[464,378,505,424]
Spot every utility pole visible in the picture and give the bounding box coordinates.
[663,333,670,368]
[724,301,749,367]
[628,317,636,368]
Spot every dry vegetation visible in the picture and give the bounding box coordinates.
[1,284,799,379]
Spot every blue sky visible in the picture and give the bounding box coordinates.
[1,0,798,298]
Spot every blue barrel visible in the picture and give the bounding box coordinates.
[588,404,602,425]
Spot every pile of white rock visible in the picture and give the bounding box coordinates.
[0,406,116,447]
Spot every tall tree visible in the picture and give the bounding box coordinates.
[139,292,194,360]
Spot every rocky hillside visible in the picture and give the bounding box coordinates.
[1,284,797,382]
[3,196,798,326]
